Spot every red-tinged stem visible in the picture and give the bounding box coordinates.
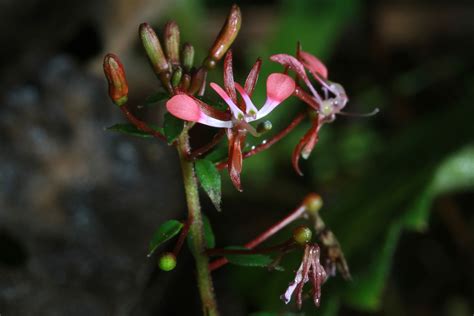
[294,86,320,110]
[206,239,296,256]
[172,217,192,257]
[120,106,166,141]
[209,200,308,271]
[216,112,306,170]
[188,130,226,160]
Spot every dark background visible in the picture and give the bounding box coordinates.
[1,0,473,315]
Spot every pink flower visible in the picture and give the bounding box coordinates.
[270,49,349,175]
[166,51,295,190]
[166,73,295,129]
[282,243,327,309]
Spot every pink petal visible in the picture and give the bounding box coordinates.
[270,54,308,82]
[298,50,328,79]
[166,94,232,128]
[266,73,295,104]
[166,94,201,121]
[234,83,258,115]
[210,82,244,119]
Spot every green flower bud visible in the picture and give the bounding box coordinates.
[139,23,169,75]
[304,193,323,216]
[293,225,312,245]
[257,120,272,134]
[164,21,180,65]
[171,66,183,88]
[181,43,195,72]
[158,252,177,271]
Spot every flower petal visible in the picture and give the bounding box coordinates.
[270,53,322,103]
[210,82,244,119]
[234,83,258,116]
[166,94,232,128]
[223,50,238,104]
[244,57,262,97]
[270,54,308,82]
[254,74,295,120]
[298,50,328,79]
[267,73,295,103]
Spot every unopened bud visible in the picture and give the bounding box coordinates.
[171,66,183,88]
[158,252,177,271]
[304,193,323,216]
[164,21,180,65]
[103,53,128,106]
[181,43,195,72]
[205,4,241,69]
[293,226,312,245]
[140,23,169,75]
[257,120,272,134]
[189,67,207,95]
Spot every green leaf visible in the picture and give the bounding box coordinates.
[163,113,184,144]
[195,159,222,211]
[148,220,183,257]
[106,123,163,138]
[224,247,278,269]
[145,91,169,105]
[202,215,216,248]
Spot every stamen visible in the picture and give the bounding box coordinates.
[338,107,380,117]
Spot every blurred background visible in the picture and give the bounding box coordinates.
[1,0,473,315]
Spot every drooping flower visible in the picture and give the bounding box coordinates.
[167,51,295,190]
[282,243,327,309]
[270,49,349,175]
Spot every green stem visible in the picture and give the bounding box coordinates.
[177,130,219,316]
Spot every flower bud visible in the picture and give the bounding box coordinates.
[181,43,195,72]
[171,66,183,88]
[293,226,312,245]
[164,21,180,65]
[139,23,169,75]
[158,252,177,271]
[257,120,272,134]
[103,53,129,106]
[205,4,241,69]
[304,193,323,216]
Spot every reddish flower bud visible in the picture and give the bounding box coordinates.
[139,23,169,75]
[164,21,180,65]
[205,4,241,69]
[103,53,129,106]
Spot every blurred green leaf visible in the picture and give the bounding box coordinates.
[148,220,183,257]
[196,159,222,212]
[225,247,278,269]
[163,113,184,144]
[203,214,216,248]
[106,123,163,138]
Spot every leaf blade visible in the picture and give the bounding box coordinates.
[195,159,222,211]
[148,220,183,257]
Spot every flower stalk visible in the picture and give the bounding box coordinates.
[177,129,219,316]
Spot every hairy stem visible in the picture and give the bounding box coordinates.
[177,130,219,316]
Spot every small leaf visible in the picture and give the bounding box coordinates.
[195,159,222,211]
[224,246,277,269]
[107,123,163,138]
[145,91,169,105]
[202,215,216,248]
[163,113,184,144]
[148,220,183,257]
